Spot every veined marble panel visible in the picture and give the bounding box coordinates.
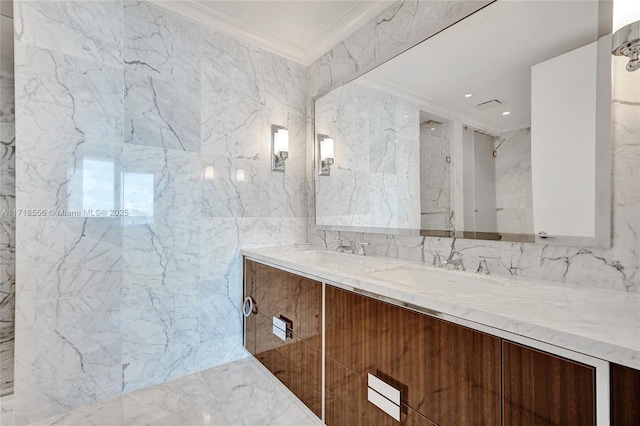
[315,169,372,227]
[198,216,306,370]
[308,1,492,97]
[611,111,640,224]
[539,220,639,293]
[121,346,198,394]
[122,282,199,367]
[200,217,307,280]
[1,15,15,214]
[14,0,123,68]
[201,30,307,157]
[123,1,200,87]
[14,292,121,391]
[0,13,14,398]
[12,366,120,426]
[15,217,122,302]
[201,30,263,157]
[315,81,420,229]
[122,216,199,291]
[261,48,307,117]
[1,395,13,426]
[124,70,201,152]
[199,280,246,371]
[16,133,122,213]
[122,145,200,218]
[314,83,370,173]
[14,43,123,140]
[201,115,306,219]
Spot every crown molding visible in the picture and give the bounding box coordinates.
[303,1,394,64]
[147,0,393,66]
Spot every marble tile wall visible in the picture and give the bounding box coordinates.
[308,1,639,294]
[314,82,420,229]
[0,12,15,398]
[12,0,308,424]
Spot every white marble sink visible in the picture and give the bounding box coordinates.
[365,266,507,294]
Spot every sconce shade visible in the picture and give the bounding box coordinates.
[614,0,640,33]
[204,166,214,180]
[320,137,334,160]
[274,128,289,153]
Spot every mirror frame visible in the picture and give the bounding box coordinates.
[311,0,612,248]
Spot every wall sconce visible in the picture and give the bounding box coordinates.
[236,168,245,183]
[271,125,289,172]
[612,0,640,71]
[318,134,334,176]
[204,166,214,181]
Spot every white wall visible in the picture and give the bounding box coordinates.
[531,42,597,238]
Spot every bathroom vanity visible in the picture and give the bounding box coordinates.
[242,247,640,426]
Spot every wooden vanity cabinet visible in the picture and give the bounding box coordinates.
[245,259,635,426]
[325,285,501,426]
[610,363,640,426]
[502,341,595,426]
[245,259,322,347]
[325,357,437,426]
[244,259,322,417]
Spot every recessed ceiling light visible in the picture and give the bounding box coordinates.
[430,127,436,131]
[465,93,473,98]
[502,111,510,115]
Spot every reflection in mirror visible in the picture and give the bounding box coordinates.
[315,82,421,229]
[314,0,611,247]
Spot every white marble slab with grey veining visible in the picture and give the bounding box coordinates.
[242,246,640,370]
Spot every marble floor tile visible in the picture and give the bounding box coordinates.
[23,358,321,426]
[1,394,13,426]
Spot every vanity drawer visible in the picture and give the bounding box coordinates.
[325,285,501,426]
[325,357,437,426]
[503,341,595,426]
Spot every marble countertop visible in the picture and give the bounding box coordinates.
[242,246,640,370]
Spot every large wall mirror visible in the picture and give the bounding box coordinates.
[314,0,612,248]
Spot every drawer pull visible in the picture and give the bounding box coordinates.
[243,296,257,317]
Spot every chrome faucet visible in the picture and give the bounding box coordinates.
[356,241,371,256]
[476,257,490,275]
[432,251,442,267]
[441,252,465,271]
[476,256,498,275]
[334,239,354,254]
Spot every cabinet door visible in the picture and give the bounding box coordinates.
[245,259,321,347]
[243,259,322,418]
[611,363,640,426]
[326,285,501,426]
[503,341,595,426]
[325,357,437,426]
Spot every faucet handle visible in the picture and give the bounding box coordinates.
[476,257,490,275]
[357,241,371,256]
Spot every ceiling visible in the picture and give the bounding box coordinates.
[151,0,393,65]
[359,0,601,134]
